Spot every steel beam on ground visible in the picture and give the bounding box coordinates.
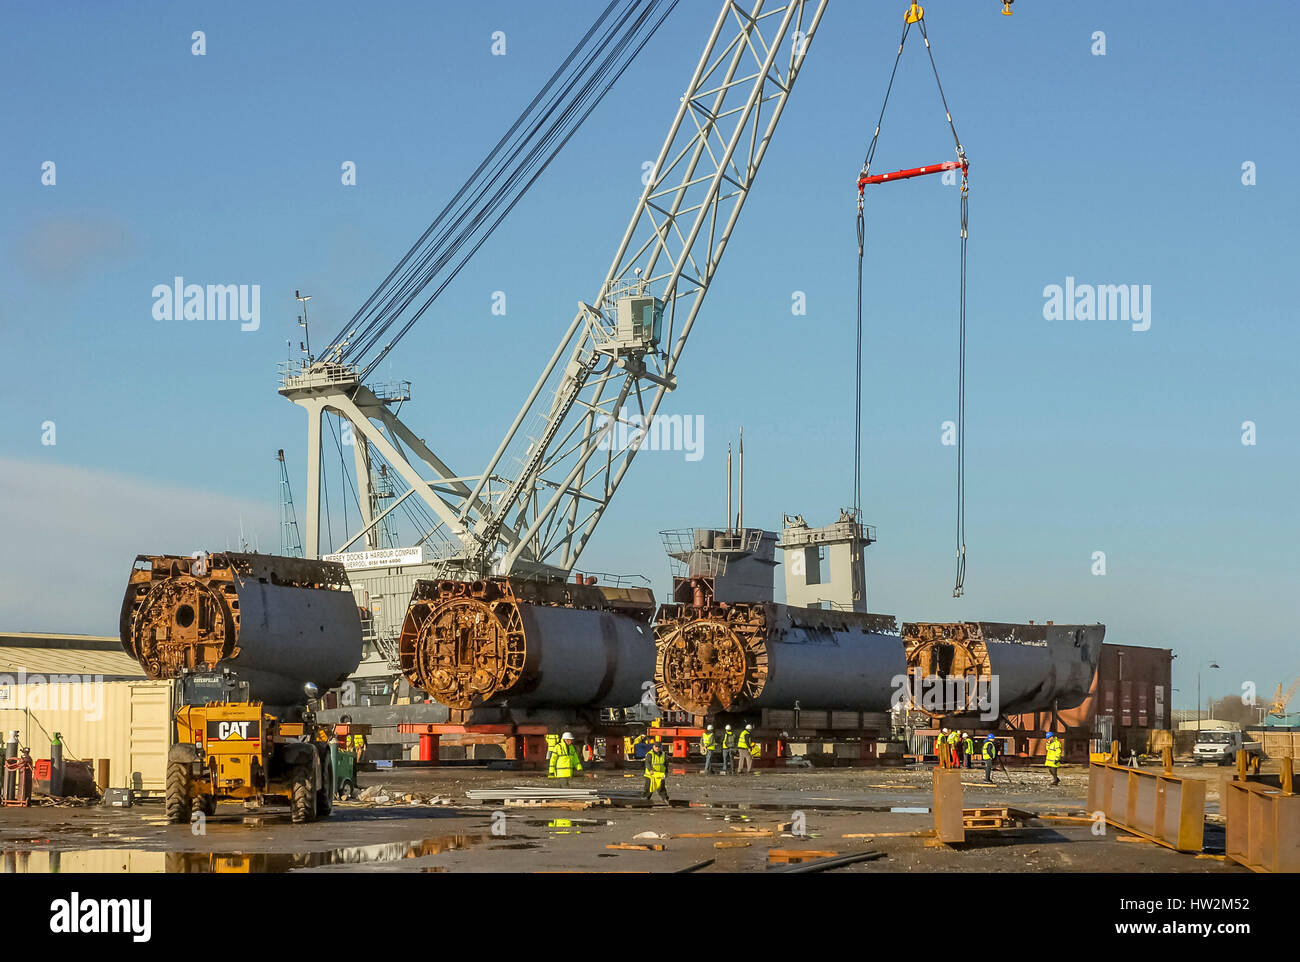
[932,769,965,844]
[1086,761,1205,852]
[1224,765,1300,873]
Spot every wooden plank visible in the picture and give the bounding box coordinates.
[841,830,933,839]
[963,818,1010,829]
[672,831,773,839]
[767,849,837,864]
[713,840,752,849]
[606,843,664,851]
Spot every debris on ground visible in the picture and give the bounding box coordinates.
[354,785,453,807]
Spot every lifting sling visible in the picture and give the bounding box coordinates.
[855,2,969,598]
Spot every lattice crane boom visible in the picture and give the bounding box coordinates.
[463,0,828,576]
[281,0,828,576]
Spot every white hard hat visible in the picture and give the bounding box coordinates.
[745,724,753,730]
[706,724,714,731]
[724,724,732,730]
[562,731,574,740]
[942,727,949,733]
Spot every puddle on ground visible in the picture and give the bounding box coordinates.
[0,834,487,873]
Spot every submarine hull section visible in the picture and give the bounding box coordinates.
[398,578,656,711]
[119,552,362,706]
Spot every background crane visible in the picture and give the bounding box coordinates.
[1268,674,1300,720]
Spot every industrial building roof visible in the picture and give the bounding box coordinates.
[0,632,145,679]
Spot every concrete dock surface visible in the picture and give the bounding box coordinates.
[0,763,1246,873]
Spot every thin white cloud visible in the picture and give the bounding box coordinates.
[13,214,132,281]
[0,458,278,634]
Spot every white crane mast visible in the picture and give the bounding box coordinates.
[282,0,827,579]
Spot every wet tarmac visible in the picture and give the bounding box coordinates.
[0,763,1248,873]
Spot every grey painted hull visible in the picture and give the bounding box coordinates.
[981,623,1106,714]
[224,579,362,705]
[756,627,906,710]
[509,605,655,709]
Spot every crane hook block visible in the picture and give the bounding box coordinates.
[905,3,924,24]
[858,159,968,193]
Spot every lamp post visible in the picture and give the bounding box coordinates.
[1198,661,1220,733]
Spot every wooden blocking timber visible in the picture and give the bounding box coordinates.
[767,849,838,864]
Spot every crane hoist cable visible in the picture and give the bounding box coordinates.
[855,2,969,598]
[322,0,678,378]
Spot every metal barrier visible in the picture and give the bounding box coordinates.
[932,769,965,844]
[1224,757,1299,873]
[1086,761,1205,852]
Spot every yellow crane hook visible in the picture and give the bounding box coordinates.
[1002,1,1014,14]
[905,2,924,24]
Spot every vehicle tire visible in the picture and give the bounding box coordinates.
[290,767,317,824]
[338,778,354,801]
[196,794,217,817]
[165,762,192,824]
[316,760,334,818]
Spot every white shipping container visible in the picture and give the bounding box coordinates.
[0,679,172,792]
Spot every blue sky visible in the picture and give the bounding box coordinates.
[2,1,1297,712]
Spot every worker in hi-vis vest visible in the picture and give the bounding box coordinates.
[348,732,366,763]
[736,723,757,774]
[722,724,738,774]
[961,732,974,769]
[701,725,720,775]
[642,741,670,804]
[1044,731,1064,786]
[548,731,583,783]
[981,734,997,783]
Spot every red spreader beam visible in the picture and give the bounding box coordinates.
[858,159,967,192]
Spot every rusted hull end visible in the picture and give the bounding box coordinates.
[119,552,362,704]
[653,602,904,716]
[903,621,1105,716]
[398,577,655,710]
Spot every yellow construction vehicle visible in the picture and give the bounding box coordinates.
[166,672,340,824]
[119,553,364,825]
